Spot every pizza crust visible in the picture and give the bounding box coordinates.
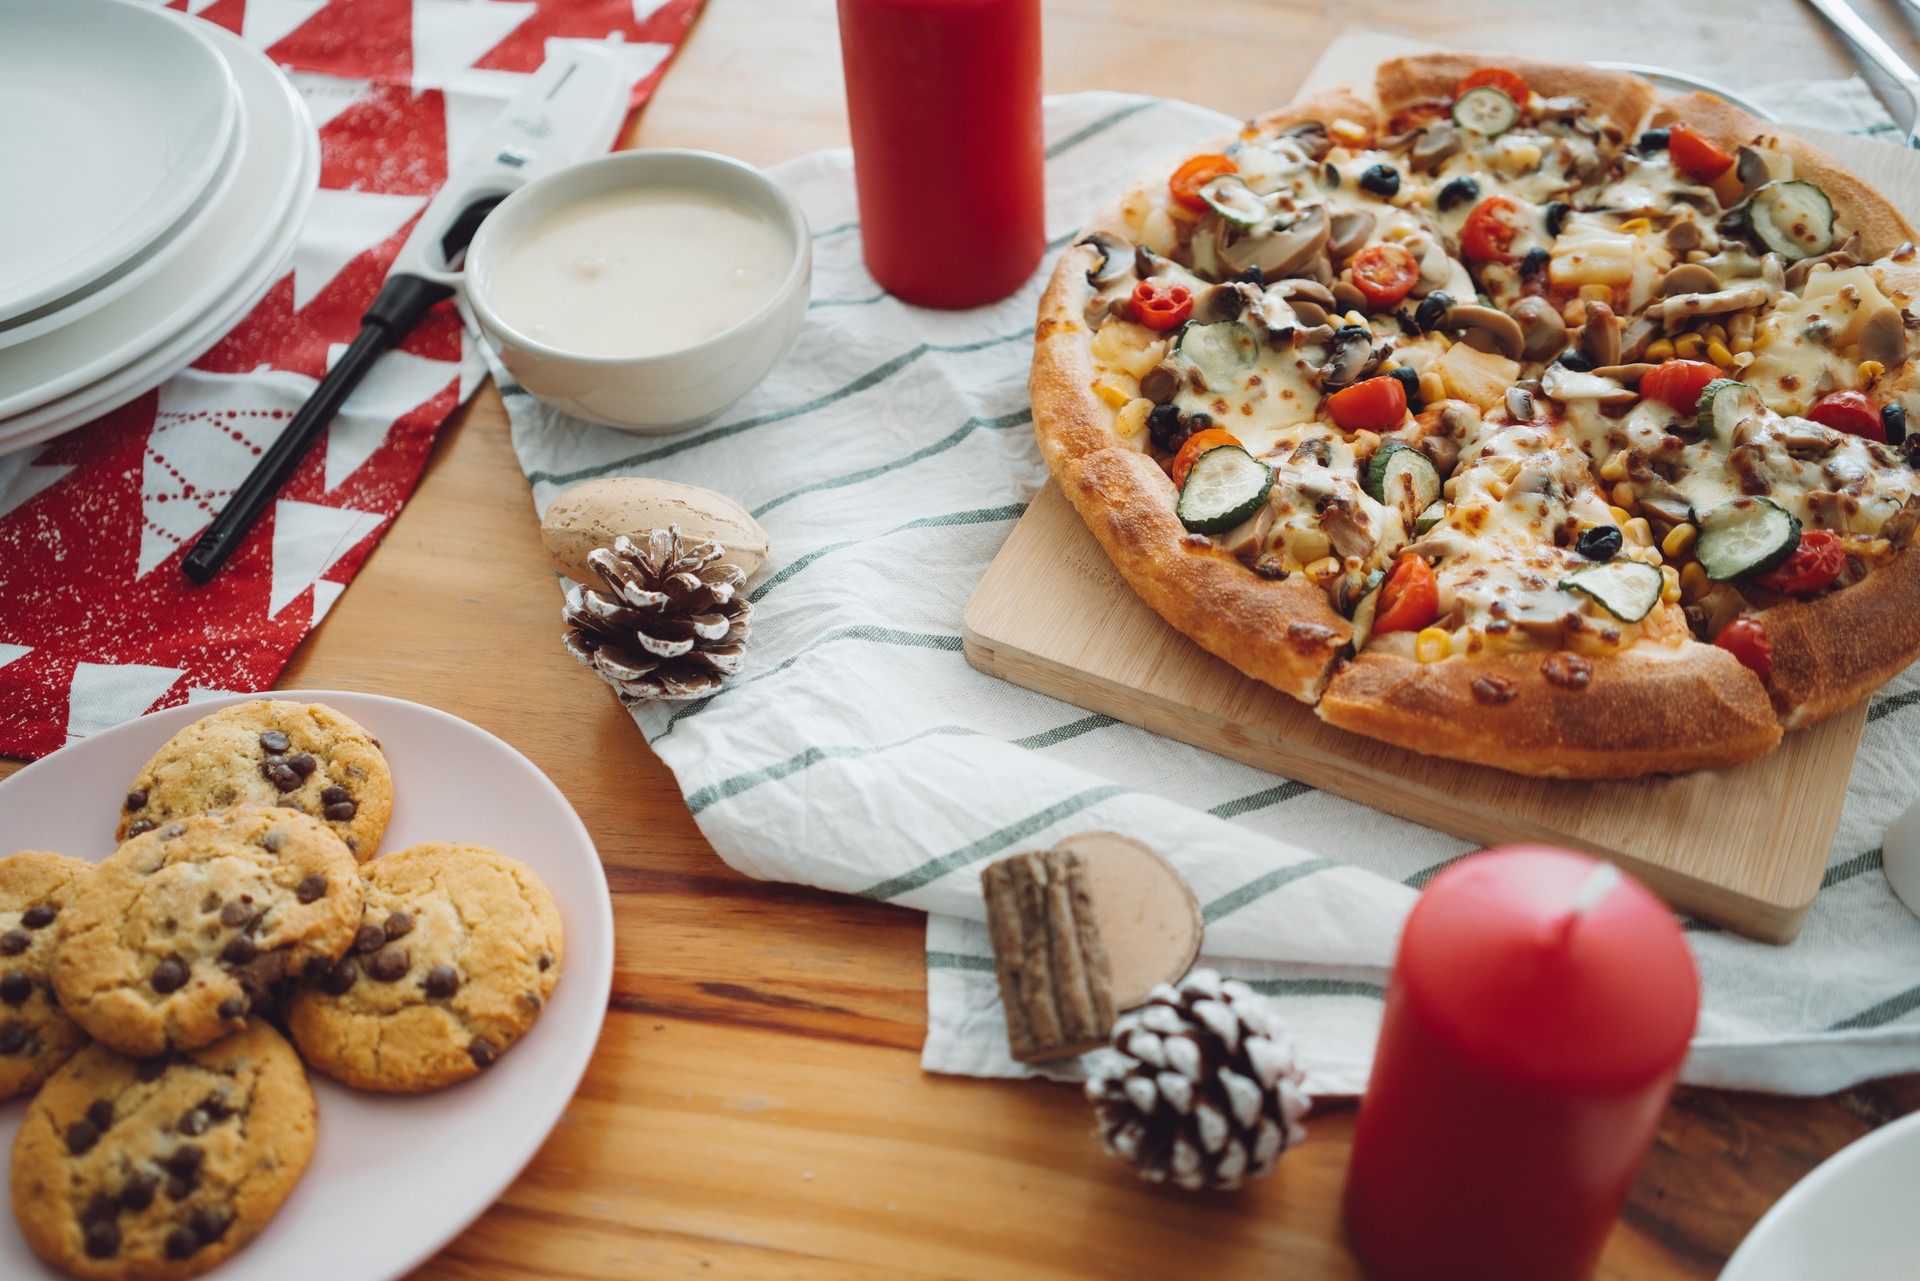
[1757,536,1920,729]
[1374,53,1657,136]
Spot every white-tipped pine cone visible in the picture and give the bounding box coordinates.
[1083,969,1310,1191]
[562,527,752,703]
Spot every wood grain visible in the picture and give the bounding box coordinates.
[5,1,1920,1276]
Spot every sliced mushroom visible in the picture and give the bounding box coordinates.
[1332,279,1368,313]
[1580,301,1621,368]
[1139,364,1181,405]
[1761,252,1787,292]
[1319,502,1377,562]
[1079,231,1135,289]
[1735,146,1771,200]
[1619,314,1660,362]
[1408,122,1461,173]
[1219,205,1329,279]
[1197,282,1254,322]
[1882,494,1920,549]
[1665,219,1703,253]
[1508,296,1568,361]
[1289,436,1333,467]
[1289,299,1331,328]
[1134,245,1172,279]
[1417,433,1460,475]
[1535,95,1588,123]
[1316,325,1377,390]
[1858,304,1909,366]
[1636,483,1695,527]
[1588,362,1656,387]
[1280,121,1331,161]
[1328,209,1377,261]
[1505,386,1537,422]
[1658,283,1770,326]
[1445,304,1526,360]
[1660,263,1721,297]
[1784,233,1864,292]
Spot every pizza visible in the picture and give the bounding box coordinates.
[1032,53,1920,778]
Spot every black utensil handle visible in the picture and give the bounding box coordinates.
[180,275,454,583]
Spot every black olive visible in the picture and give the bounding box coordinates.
[1545,200,1571,236]
[1332,324,1371,346]
[1884,403,1908,447]
[1555,349,1595,372]
[1387,366,1423,413]
[1577,526,1624,561]
[1636,128,1671,153]
[1413,291,1454,333]
[1323,161,1340,188]
[1359,164,1401,199]
[1146,404,1183,450]
[1437,176,1480,212]
[1236,266,1266,287]
[1520,247,1550,280]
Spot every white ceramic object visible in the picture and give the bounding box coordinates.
[0,0,239,325]
[460,149,812,433]
[1719,1110,1920,1280]
[0,689,614,1281]
[1879,793,1920,919]
[0,23,317,454]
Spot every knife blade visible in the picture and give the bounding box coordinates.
[1801,0,1920,147]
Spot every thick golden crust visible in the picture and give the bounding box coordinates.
[1757,538,1920,728]
[1315,645,1782,778]
[1375,52,1656,133]
[1651,92,1917,258]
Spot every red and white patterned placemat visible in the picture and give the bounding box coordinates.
[0,0,704,759]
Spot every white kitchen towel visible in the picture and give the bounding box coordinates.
[504,89,1920,1097]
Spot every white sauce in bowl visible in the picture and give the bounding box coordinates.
[486,185,790,359]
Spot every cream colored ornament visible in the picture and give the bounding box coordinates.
[540,478,771,583]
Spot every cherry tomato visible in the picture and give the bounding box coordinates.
[1374,553,1439,634]
[1455,67,1530,107]
[1170,428,1243,488]
[1714,617,1773,682]
[1639,360,1722,413]
[1668,123,1736,182]
[1327,376,1409,433]
[1349,243,1420,309]
[1459,196,1524,264]
[1806,390,1886,442]
[1754,530,1845,596]
[1169,153,1238,212]
[1131,278,1194,330]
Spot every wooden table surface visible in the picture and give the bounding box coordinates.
[12,0,1920,1275]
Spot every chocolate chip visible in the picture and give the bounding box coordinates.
[219,901,253,928]
[120,1172,158,1212]
[303,955,329,979]
[323,801,357,822]
[82,1192,120,1224]
[353,924,386,954]
[259,730,291,754]
[522,991,542,1010]
[537,952,552,972]
[320,784,352,806]
[0,929,29,956]
[423,965,459,999]
[0,1023,26,1055]
[383,910,412,940]
[260,829,286,853]
[125,789,147,812]
[86,1100,114,1131]
[0,973,31,1005]
[200,892,222,915]
[22,903,55,929]
[136,1056,170,1081]
[368,946,409,982]
[321,961,357,996]
[468,1038,499,1068]
[178,1105,210,1135]
[296,874,327,903]
[84,1219,120,1259]
[151,957,189,994]
[345,836,359,854]
[288,752,317,777]
[168,1144,205,1175]
[221,935,256,966]
[165,1226,199,1258]
[125,819,156,837]
[199,1094,233,1122]
[218,997,247,1020]
[189,1206,228,1243]
[65,1120,100,1154]
[260,758,301,792]
[165,1174,194,1201]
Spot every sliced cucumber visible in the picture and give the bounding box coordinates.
[1746,180,1835,262]
[1177,445,1274,534]
[1560,560,1664,622]
[1696,498,1802,581]
[1696,378,1760,441]
[1452,87,1520,137]
[1414,500,1446,535]
[1198,174,1268,230]
[1363,442,1442,520]
[1175,320,1262,390]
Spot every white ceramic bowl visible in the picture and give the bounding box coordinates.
[464,149,811,433]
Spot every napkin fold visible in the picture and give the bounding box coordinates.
[504,89,1920,1097]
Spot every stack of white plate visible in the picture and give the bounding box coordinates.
[0,0,320,457]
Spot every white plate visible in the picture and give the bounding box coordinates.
[0,22,316,422]
[0,690,615,1280]
[0,0,238,324]
[1720,1110,1920,1280]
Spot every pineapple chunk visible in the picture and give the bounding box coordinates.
[1433,343,1520,410]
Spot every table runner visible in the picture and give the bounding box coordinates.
[0,0,703,759]
[512,85,1920,1097]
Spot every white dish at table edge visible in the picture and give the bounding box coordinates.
[0,21,316,423]
[0,690,615,1281]
[0,0,239,326]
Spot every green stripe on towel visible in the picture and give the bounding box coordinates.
[857,785,1129,900]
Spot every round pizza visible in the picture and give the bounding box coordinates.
[1032,53,1920,778]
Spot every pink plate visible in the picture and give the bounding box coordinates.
[0,690,614,1280]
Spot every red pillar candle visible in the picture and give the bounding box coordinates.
[836,0,1046,308]
[1344,847,1698,1281]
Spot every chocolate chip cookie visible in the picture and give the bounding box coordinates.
[116,700,392,861]
[289,843,563,1092]
[53,807,364,1057]
[11,1019,316,1281]
[0,849,94,1099]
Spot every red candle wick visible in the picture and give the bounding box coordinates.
[1550,860,1623,948]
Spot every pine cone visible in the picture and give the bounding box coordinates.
[1084,969,1310,1191]
[561,527,752,703]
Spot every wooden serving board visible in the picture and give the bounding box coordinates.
[965,97,1920,944]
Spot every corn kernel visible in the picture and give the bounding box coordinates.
[1611,482,1639,514]
[1114,397,1154,442]
[1707,339,1735,368]
[1729,313,1755,352]
[1661,522,1698,560]
[1420,371,1446,406]
[1305,556,1342,581]
[1346,310,1371,329]
[1868,537,1893,558]
[1732,351,1755,369]
[1680,562,1710,602]
[1661,565,1683,604]
[1619,217,1651,233]
[1860,360,1886,382]
[1599,451,1630,483]
[1415,628,1451,663]
[1330,117,1370,146]
[1702,321,1729,345]
[1579,284,1612,303]
[1608,504,1634,526]
[1643,337,1676,362]
[1093,376,1133,408]
[1623,516,1653,546]
[1562,299,1588,328]
[1673,332,1707,360]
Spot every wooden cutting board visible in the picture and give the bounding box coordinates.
[965,77,1920,944]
